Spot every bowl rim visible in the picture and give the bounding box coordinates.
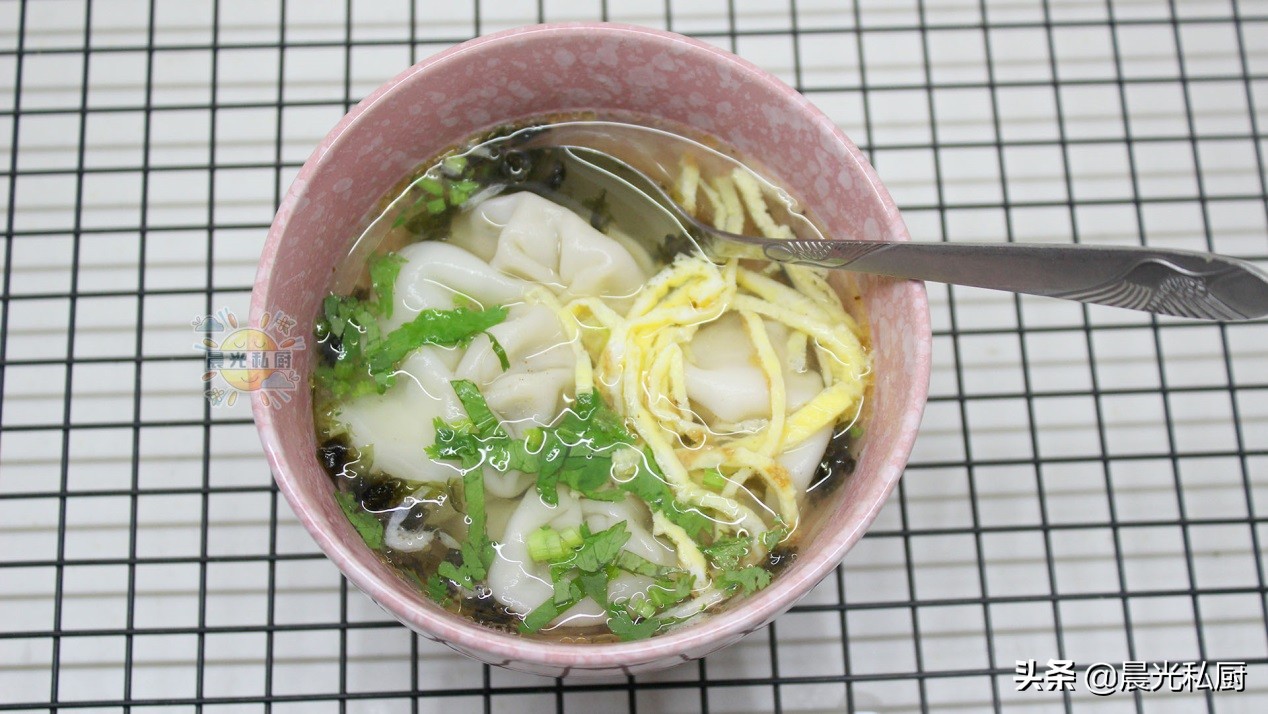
[251,21,931,670]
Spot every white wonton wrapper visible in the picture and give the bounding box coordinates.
[487,489,675,628]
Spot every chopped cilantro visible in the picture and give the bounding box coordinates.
[394,150,500,234]
[430,384,711,540]
[315,299,509,400]
[366,305,508,375]
[614,549,676,579]
[367,253,406,319]
[617,449,712,540]
[406,571,452,607]
[313,245,510,402]
[437,561,472,590]
[425,573,450,605]
[314,295,382,400]
[576,570,611,608]
[425,382,734,640]
[334,491,384,550]
[516,522,668,633]
[430,385,637,504]
[485,332,510,371]
[760,525,790,552]
[458,467,494,580]
[606,606,663,641]
[716,565,772,595]
[569,522,631,573]
[647,572,694,609]
[520,584,581,634]
[701,536,752,571]
[450,379,505,438]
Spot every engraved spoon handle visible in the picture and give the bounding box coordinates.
[760,239,1268,321]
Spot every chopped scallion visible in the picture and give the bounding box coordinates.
[631,596,656,619]
[701,468,726,491]
[441,155,468,176]
[527,527,570,563]
[419,176,445,196]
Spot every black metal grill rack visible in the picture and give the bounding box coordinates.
[1,1,1266,712]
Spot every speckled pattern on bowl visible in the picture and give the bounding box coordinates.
[251,22,931,677]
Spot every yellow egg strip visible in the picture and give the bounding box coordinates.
[567,297,624,331]
[714,176,745,234]
[732,168,795,240]
[667,343,691,418]
[737,266,834,325]
[739,310,786,457]
[787,265,859,333]
[730,294,866,380]
[628,378,769,538]
[581,160,874,588]
[697,179,727,230]
[716,467,752,499]
[625,254,724,321]
[652,511,710,585]
[645,340,706,442]
[679,446,797,531]
[719,447,799,529]
[528,287,594,394]
[786,329,810,373]
[781,380,862,448]
[814,342,838,388]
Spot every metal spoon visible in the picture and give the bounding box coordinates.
[491,121,1268,321]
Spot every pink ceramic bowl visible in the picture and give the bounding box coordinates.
[252,23,930,677]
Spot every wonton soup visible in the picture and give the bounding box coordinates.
[312,120,871,642]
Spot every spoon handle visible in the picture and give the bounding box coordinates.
[761,240,1268,320]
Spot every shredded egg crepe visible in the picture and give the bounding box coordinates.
[553,165,871,599]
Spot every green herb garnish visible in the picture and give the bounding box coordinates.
[647,572,694,609]
[521,588,580,634]
[570,521,632,573]
[606,606,665,641]
[315,298,509,400]
[715,565,772,595]
[760,525,790,551]
[438,463,495,590]
[425,573,450,605]
[701,468,727,491]
[518,522,659,634]
[367,253,406,319]
[334,491,385,550]
[427,382,725,641]
[701,536,752,571]
[430,383,711,539]
[616,449,712,541]
[393,151,497,234]
[367,306,508,374]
